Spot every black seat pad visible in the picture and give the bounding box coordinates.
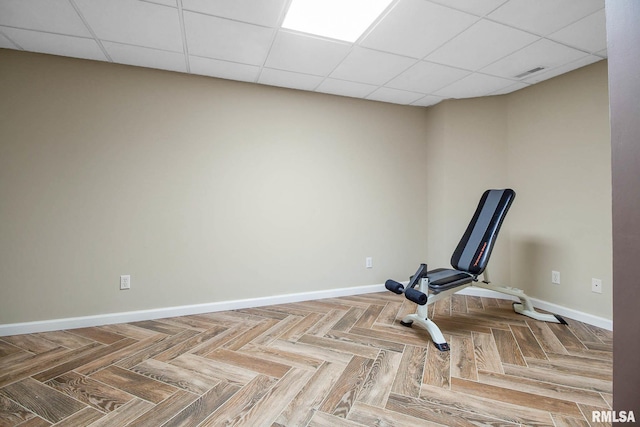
[427,268,474,293]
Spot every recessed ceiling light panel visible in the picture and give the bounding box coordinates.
[282,0,394,43]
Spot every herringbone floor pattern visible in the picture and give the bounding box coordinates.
[0,292,612,426]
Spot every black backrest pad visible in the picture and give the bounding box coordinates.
[451,189,515,275]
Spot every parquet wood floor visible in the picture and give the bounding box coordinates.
[0,293,612,426]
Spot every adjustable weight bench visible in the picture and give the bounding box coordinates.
[385,189,566,351]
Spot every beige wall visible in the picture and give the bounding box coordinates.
[0,49,612,325]
[425,60,612,319]
[0,50,429,323]
[424,97,510,282]
[507,61,612,319]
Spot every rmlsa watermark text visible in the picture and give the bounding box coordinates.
[592,410,636,423]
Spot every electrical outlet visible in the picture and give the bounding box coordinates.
[365,257,373,269]
[120,275,131,290]
[552,271,560,285]
[592,278,602,294]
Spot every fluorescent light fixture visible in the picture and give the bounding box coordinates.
[282,0,393,43]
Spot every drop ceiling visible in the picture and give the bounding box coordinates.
[0,0,607,106]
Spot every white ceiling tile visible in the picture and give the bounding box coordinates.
[489,0,604,36]
[428,0,508,16]
[387,60,470,93]
[330,47,416,85]
[189,56,259,82]
[549,9,607,53]
[182,0,288,27]
[144,0,177,7]
[264,31,351,76]
[426,20,538,71]
[412,95,445,107]
[367,87,425,104]
[315,79,377,98]
[0,27,106,61]
[361,0,478,58]
[184,11,274,65]
[0,0,91,37]
[258,68,324,91]
[0,0,608,105]
[481,39,587,79]
[522,55,603,84]
[489,81,529,95]
[435,72,515,98]
[74,0,183,52]
[103,41,186,73]
[0,31,17,49]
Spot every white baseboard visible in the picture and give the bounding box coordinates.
[0,284,386,337]
[459,287,613,331]
[0,282,612,336]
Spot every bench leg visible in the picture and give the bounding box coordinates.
[400,278,451,351]
[401,312,450,351]
[474,281,567,324]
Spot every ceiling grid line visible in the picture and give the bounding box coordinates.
[480,16,602,56]
[175,0,191,73]
[0,27,24,50]
[256,0,295,85]
[66,0,113,62]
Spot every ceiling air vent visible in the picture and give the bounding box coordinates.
[514,67,546,79]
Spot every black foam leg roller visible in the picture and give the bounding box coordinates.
[405,287,427,305]
[385,280,405,294]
